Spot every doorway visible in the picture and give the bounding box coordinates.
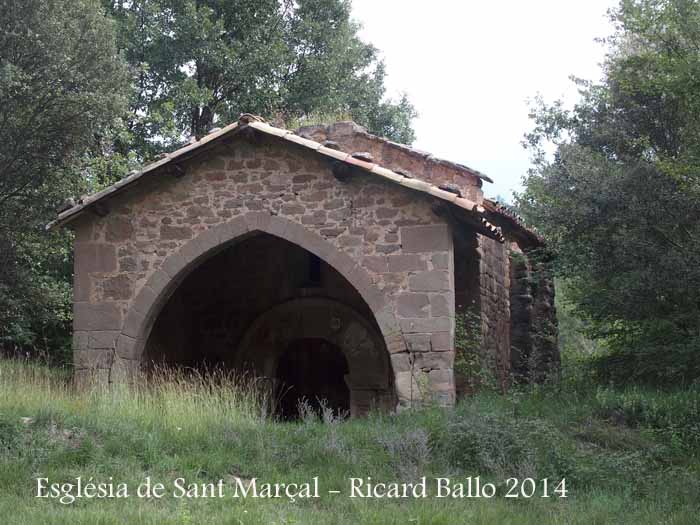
[276,338,350,420]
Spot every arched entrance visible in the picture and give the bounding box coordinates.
[236,297,394,417]
[121,214,399,417]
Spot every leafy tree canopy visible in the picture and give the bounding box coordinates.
[1,0,416,358]
[103,0,417,160]
[0,0,128,356]
[519,0,700,375]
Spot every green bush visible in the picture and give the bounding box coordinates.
[590,334,700,388]
[1,359,699,523]
[594,386,700,451]
[438,405,575,480]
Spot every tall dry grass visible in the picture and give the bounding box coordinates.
[0,359,272,432]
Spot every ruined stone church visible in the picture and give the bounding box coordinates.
[51,114,558,417]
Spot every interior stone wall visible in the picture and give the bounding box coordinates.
[235,297,395,416]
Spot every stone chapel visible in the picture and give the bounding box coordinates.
[50,114,558,417]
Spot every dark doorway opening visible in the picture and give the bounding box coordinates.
[143,232,395,417]
[276,338,350,420]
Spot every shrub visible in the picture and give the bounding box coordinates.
[594,386,700,451]
[454,308,500,394]
[376,427,431,481]
[438,405,574,480]
[590,339,700,388]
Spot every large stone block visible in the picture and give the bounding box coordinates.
[399,316,451,333]
[414,351,454,370]
[383,331,406,354]
[144,270,171,297]
[396,293,430,318]
[430,331,453,351]
[215,216,250,245]
[103,275,133,301]
[75,348,114,369]
[115,334,140,360]
[387,253,426,272]
[430,294,452,317]
[72,220,93,243]
[361,255,388,274]
[132,284,159,318]
[390,352,412,373]
[88,331,120,349]
[409,270,450,292]
[428,368,454,387]
[394,371,421,403]
[122,307,147,338]
[160,252,187,279]
[265,215,292,240]
[105,217,134,242]
[401,224,450,253]
[73,331,89,351]
[177,232,210,265]
[74,302,122,331]
[431,252,450,270]
[245,211,273,231]
[404,333,431,352]
[74,243,117,274]
[73,271,91,302]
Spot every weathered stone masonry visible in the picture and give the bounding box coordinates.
[478,235,512,391]
[509,246,560,383]
[55,116,558,415]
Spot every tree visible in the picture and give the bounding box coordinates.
[0,0,128,357]
[102,0,416,161]
[518,0,700,385]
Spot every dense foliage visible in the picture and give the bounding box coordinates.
[0,0,128,357]
[1,359,698,522]
[102,0,417,160]
[519,0,700,385]
[0,0,416,357]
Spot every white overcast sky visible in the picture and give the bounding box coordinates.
[350,0,617,202]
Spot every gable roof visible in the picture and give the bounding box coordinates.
[48,114,507,242]
[295,121,494,185]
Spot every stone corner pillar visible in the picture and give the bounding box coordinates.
[391,222,457,408]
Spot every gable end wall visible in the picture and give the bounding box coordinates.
[71,136,457,408]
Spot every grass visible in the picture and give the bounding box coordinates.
[1,359,699,524]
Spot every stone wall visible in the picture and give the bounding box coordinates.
[509,247,559,382]
[394,223,456,406]
[478,235,511,391]
[297,122,484,202]
[145,233,375,367]
[452,230,481,397]
[509,247,533,381]
[71,133,457,408]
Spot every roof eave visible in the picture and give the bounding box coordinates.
[48,115,504,243]
[47,120,246,230]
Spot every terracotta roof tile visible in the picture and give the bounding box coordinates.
[48,114,505,243]
[483,198,543,245]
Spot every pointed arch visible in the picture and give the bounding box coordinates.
[112,212,401,381]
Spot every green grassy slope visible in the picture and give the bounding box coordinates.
[0,360,698,524]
